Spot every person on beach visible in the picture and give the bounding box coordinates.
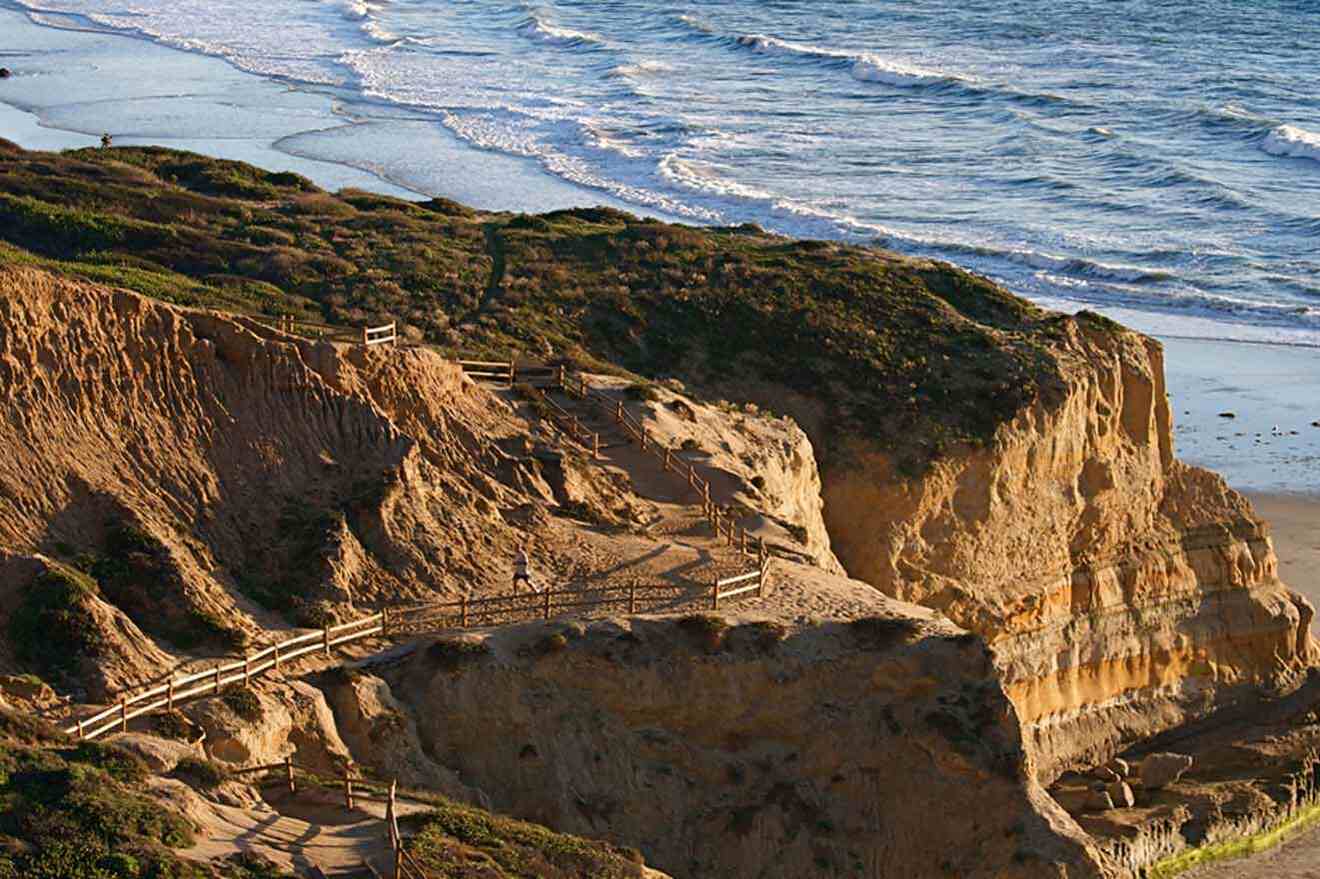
[100,133,112,148]
[513,545,538,594]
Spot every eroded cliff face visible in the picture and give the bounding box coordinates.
[819,320,1316,776]
[0,267,530,684]
[370,614,1113,879]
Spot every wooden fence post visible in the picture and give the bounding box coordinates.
[616,400,623,422]
[508,362,516,387]
[243,654,251,687]
[640,427,647,450]
[557,365,566,388]
[381,606,390,637]
[323,624,331,656]
[344,766,354,811]
[740,528,747,555]
[167,677,175,712]
[628,583,637,614]
[663,448,671,471]
[571,414,581,439]
[76,718,84,740]
[214,664,222,695]
[592,433,600,459]
[120,698,128,733]
[711,580,720,611]
[362,326,369,346]
[758,559,767,597]
[286,756,295,794]
[273,642,281,673]
[543,589,551,621]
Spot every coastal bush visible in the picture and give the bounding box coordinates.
[88,522,247,651]
[172,756,228,791]
[407,797,642,878]
[0,737,197,878]
[848,616,922,651]
[426,638,491,672]
[0,142,1076,475]
[221,688,264,723]
[9,565,105,680]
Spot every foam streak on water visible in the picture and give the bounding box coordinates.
[8,0,1320,345]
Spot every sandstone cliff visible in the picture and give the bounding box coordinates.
[818,319,1316,776]
[0,266,532,689]
[357,610,1113,879]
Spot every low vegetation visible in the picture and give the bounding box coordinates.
[0,139,1084,476]
[406,798,644,879]
[0,711,199,878]
[8,565,105,682]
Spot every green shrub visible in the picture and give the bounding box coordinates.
[172,756,228,791]
[678,614,729,651]
[9,565,104,679]
[849,616,923,651]
[426,638,490,671]
[221,688,264,723]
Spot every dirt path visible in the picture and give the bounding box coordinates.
[170,783,430,877]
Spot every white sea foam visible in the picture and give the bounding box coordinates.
[735,33,959,87]
[1261,124,1320,163]
[522,11,607,49]
[607,60,674,79]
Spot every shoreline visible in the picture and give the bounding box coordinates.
[3,0,1318,577]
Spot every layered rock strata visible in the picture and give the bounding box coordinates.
[373,613,1115,879]
[817,320,1316,776]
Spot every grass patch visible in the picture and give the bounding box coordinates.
[172,756,229,791]
[426,638,491,672]
[1148,798,1320,879]
[222,688,264,723]
[848,616,922,651]
[8,564,105,681]
[407,798,643,878]
[678,614,730,651]
[0,737,198,878]
[0,142,1085,478]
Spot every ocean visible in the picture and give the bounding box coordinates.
[3,0,1320,347]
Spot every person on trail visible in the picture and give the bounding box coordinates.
[100,133,112,149]
[513,545,538,594]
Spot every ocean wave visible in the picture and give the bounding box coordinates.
[606,60,674,80]
[1261,124,1320,163]
[733,33,959,88]
[520,11,608,50]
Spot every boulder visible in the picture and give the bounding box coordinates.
[107,732,201,772]
[1089,765,1119,784]
[1106,781,1135,809]
[0,674,57,707]
[1105,758,1130,779]
[1085,788,1115,812]
[1141,752,1194,790]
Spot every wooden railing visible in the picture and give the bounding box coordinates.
[63,614,384,741]
[363,322,397,347]
[560,376,766,561]
[232,758,429,878]
[59,563,771,741]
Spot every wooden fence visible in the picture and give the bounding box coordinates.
[457,361,770,562]
[63,614,385,741]
[59,562,770,741]
[363,322,398,347]
[232,758,429,878]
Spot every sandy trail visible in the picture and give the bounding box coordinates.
[172,781,434,877]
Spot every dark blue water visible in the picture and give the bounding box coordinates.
[10,0,1320,342]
